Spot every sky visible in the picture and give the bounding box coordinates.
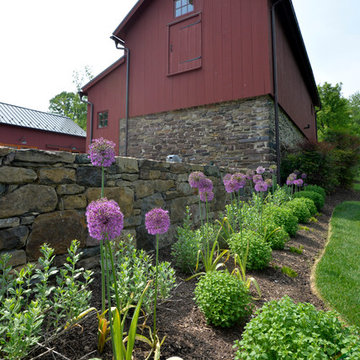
[0,0,359,112]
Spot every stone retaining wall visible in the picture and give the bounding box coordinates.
[0,147,227,268]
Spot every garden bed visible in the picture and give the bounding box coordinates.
[25,188,360,360]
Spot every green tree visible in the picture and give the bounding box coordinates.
[48,66,93,130]
[348,91,360,133]
[316,82,351,139]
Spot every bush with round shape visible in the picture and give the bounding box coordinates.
[263,204,298,237]
[234,296,360,360]
[305,184,326,198]
[293,190,324,211]
[228,230,272,270]
[300,197,317,216]
[262,221,289,250]
[285,198,311,223]
[194,271,252,327]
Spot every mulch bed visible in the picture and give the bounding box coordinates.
[25,188,360,360]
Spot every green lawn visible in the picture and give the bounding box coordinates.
[315,201,360,326]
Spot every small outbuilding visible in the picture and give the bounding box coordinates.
[0,102,86,153]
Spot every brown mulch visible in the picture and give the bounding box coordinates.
[25,188,360,360]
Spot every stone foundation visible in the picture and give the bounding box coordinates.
[120,95,305,169]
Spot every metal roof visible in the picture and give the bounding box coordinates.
[0,102,86,137]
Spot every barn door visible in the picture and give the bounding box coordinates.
[168,13,202,75]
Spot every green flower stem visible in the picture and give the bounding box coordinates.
[205,197,209,225]
[104,240,116,356]
[100,239,105,314]
[106,240,121,311]
[101,166,105,198]
[153,234,159,336]
[198,195,203,228]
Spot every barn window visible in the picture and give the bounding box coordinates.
[98,111,108,128]
[168,13,202,75]
[174,0,194,18]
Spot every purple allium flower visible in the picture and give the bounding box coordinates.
[265,178,273,186]
[232,173,247,190]
[256,166,266,174]
[301,173,307,179]
[188,171,206,188]
[269,164,277,174]
[86,198,124,241]
[254,181,268,192]
[199,190,214,202]
[253,174,263,183]
[286,172,297,185]
[246,169,255,180]
[286,179,293,186]
[293,179,304,187]
[145,208,170,235]
[223,173,232,187]
[198,177,213,193]
[88,137,116,167]
[224,179,237,193]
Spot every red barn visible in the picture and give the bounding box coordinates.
[82,0,320,170]
[0,102,86,152]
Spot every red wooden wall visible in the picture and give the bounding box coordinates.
[0,124,86,152]
[275,11,317,142]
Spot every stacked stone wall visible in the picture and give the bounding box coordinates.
[0,147,227,268]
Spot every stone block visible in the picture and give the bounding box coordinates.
[0,217,20,229]
[1,249,27,267]
[0,166,37,184]
[121,173,139,182]
[56,184,85,195]
[26,210,87,260]
[140,169,161,180]
[39,168,76,184]
[75,154,91,164]
[21,216,35,225]
[15,149,75,164]
[86,187,134,217]
[0,226,29,250]
[76,166,102,187]
[116,157,139,173]
[0,185,58,218]
[62,194,87,210]
[139,193,165,214]
[133,180,154,199]
[154,180,175,192]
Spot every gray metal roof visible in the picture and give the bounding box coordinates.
[0,102,86,137]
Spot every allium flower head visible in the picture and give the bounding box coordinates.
[293,179,304,187]
[253,174,263,183]
[86,198,124,241]
[254,181,268,192]
[269,164,277,174]
[246,169,255,180]
[145,208,170,235]
[199,190,214,202]
[256,166,266,174]
[223,173,232,186]
[301,173,307,179]
[198,177,213,193]
[265,178,273,186]
[88,137,116,167]
[232,173,247,190]
[286,172,297,185]
[188,171,206,188]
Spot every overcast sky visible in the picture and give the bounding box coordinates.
[0,0,359,112]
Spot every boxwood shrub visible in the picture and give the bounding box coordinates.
[262,221,289,250]
[228,230,272,270]
[285,198,311,223]
[263,204,298,237]
[293,190,324,211]
[304,184,326,198]
[300,197,317,216]
[194,271,252,327]
[234,296,360,360]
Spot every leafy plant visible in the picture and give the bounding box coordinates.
[281,266,298,278]
[194,271,252,327]
[228,230,272,270]
[285,198,311,223]
[262,220,289,250]
[293,190,324,211]
[263,204,299,237]
[234,296,360,360]
[114,239,176,314]
[289,245,304,254]
[305,184,327,198]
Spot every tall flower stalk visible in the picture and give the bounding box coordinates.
[145,208,170,336]
[188,171,206,226]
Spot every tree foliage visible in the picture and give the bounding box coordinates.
[48,66,93,130]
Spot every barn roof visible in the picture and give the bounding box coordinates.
[0,102,86,137]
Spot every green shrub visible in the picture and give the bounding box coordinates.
[234,296,360,360]
[262,221,289,250]
[285,198,311,223]
[266,186,292,206]
[293,190,324,211]
[304,184,326,199]
[228,230,272,270]
[194,271,252,327]
[300,197,317,216]
[263,204,298,237]
[115,240,176,314]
